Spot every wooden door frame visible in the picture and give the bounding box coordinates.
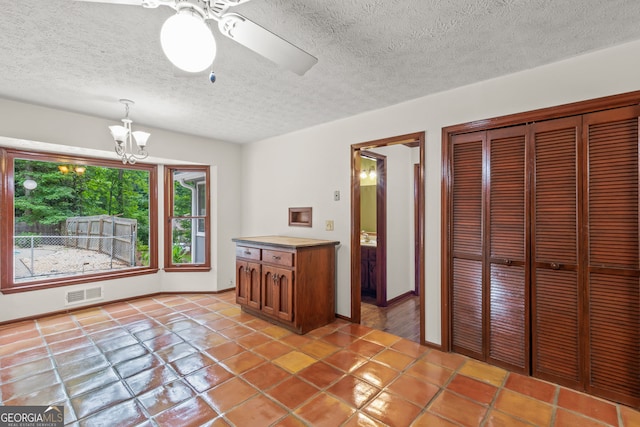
[351,132,425,344]
[414,163,420,296]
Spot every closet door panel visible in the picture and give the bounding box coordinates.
[450,133,484,359]
[452,136,483,256]
[534,268,580,382]
[531,117,581,387]
[489,129,526,261]
[489,264,526,370]
[533,124,579,265]
[588,176,638,266]
[487,127,528,372]
[589,273,639,405]
[452,258,483,356]
[584,106,640,406]
[587,110,639,268]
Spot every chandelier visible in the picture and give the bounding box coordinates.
[108,99,150,165]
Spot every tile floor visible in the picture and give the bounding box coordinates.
[0,292,638,427]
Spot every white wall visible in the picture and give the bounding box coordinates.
[367,145,415,301]
[241,38,640,346]
[0,99,242,322]
[3,39,640,338]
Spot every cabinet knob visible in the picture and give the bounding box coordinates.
[503,259,512,266]
[550,262,561,270]
[273,255,281,260]
[244,250,251,255]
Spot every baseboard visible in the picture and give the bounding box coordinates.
[386,290,417,306]
[422,340,444,350]
[0,290,233,327]
[335,313,353,323]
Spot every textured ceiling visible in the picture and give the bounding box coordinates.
[2,0,640,143]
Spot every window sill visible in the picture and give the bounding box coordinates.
[163,266,212,273]
[1,267,160,294]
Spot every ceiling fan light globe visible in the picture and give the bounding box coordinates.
[160,10,216,73]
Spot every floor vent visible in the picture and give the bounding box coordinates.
[65,286,103,305]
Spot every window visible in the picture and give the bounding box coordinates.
[196,181,206,235]
[164,165,210,271]
[0,149,158,293]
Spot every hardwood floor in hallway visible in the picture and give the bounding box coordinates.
[361,295,420,343]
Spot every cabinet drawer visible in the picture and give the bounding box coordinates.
[263,250,293,267]
[236,246,261,261]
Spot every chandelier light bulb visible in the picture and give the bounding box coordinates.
[109,125,129,143]
[160,9,217,73]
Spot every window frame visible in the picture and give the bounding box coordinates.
[163,165,211,272]
[0,148,159,294]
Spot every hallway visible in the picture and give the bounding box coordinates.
[361,295,420,343]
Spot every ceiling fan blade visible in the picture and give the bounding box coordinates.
[73,0,144,5]
[218,13,318,76]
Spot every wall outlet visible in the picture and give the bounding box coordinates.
[325,220,334,231]
[334,190,340,201]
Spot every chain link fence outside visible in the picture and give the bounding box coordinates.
[14,234,135,281]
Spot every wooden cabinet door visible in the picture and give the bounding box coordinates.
[487,126,528,372]
[368,248,377,296]
[531,116,582,388]
[360,247,371,296]
[236,260,249,305]
[262,265,293,322]
[274,268,293,322]
[246,261,261,310]
[584,106,640,407]
[236,260,261,308]
[450,131,485,360]
[262,265,277,318]
[360,246,376,298]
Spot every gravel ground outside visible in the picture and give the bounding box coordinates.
[14,245,131,281]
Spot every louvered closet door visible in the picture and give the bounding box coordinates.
[487,126,528,372]
[531,116,582,387]
[584,106,640,407]
[450,132,485,360]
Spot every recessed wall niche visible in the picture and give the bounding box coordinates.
[288,207,312,227]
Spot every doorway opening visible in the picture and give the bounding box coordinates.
[350,132,425,344]
[359,151,387,307]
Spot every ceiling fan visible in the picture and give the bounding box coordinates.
[74,0,318,75]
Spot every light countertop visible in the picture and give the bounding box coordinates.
[232,235,340,249]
